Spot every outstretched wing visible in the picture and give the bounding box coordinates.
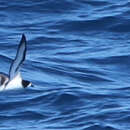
[9,34,27,80]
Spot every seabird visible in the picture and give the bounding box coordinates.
[0,34,32,91]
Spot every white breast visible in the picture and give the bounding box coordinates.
[5,73,23,90]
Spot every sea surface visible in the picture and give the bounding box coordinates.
[0,0,130,130]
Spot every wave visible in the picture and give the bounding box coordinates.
[0,0,130,129]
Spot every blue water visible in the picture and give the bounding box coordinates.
[0,0,130,129]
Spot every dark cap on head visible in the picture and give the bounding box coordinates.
[22,80,31,88]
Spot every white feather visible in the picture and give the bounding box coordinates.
[5,73,23,90]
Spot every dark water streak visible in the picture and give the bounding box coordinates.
[0,0,130,130]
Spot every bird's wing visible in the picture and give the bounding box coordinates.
[0,73,9,86]
[9,34,27,80]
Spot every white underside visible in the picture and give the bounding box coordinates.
[0,73,23,91]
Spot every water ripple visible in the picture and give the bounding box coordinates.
[0,0,130,130]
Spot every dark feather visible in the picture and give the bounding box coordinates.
[9,34,27,80]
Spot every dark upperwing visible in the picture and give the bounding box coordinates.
[9,34,27,80]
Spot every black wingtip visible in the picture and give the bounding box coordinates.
[22,34,26,41]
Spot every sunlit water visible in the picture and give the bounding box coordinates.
[0,0,130,130]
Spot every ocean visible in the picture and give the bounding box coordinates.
[0,0,130,130]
